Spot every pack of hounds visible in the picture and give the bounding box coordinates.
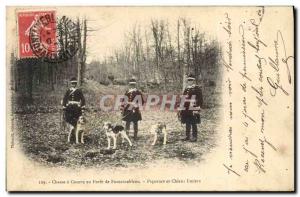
[63,74,202,149]
[68,116,168,150]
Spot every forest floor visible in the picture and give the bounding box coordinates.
[13,82,221,169]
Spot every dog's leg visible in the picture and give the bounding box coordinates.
[121,131,132,146]
[151,132,158,146]
[107,136,111,149]
[80,131,84,144]
[75,129,80,144]
[121,133,125,144]
[67,125,74,143]
[67,130,72,143]
[112,135,117,149]
[162,128,167,145]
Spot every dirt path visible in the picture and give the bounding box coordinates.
[15,107,219,169]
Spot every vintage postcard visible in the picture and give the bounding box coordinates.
[6,6,294,191]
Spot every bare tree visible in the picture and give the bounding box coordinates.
[151,19,166,84]
[90,18,221,92]
[77,18,87,86]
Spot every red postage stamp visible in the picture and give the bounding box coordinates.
[17,10,57,59]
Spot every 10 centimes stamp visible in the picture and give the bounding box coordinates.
[18,10,80,63]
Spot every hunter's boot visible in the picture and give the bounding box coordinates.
[133,131,138,140]
[133,122,138,140]
[190,124,198,142]
[181,129,190,141]
[181,124,191,141]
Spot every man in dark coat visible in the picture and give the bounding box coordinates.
[121,78,144,140]
[62,77,86,143]
[179,74,203,142]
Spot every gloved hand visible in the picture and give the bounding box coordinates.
[193,106,202,111]
[193,111,200,115]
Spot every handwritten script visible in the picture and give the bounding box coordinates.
[221,7,293,177]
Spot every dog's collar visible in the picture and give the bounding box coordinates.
[187,84,196,88]
[128,88,137,93]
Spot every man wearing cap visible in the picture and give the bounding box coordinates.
[179,74,203,142]
[121,78,144,140]
[62,77,86,143]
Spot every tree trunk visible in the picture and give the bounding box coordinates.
[77,18,82,86]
